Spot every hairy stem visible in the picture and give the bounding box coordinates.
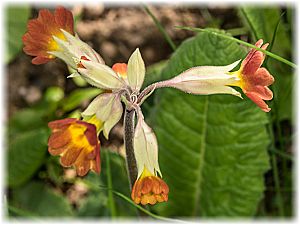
[138,81,171,104]
[124,109,138,188]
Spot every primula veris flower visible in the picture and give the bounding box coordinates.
[77,48,145,92]
[131,109,169,205]
[230,39,274,112]
[48,117,102,176]
[164,60,242,97]
[82,92,123,139]
[50,29,105,70]
[22,6,74,64]
[77,57,125,90]
[131,167,169,205]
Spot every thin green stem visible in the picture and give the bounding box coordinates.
[105,150,117,218]
[267,123,285,217]
[112,190,185,222]
[226,27,248,36]
[268,147,292,161]
[144,5,176,51]
[271,154,285,216]
[265,12,286,66]
[176,26,297,68]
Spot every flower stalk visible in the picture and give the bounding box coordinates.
[124,109,138,188]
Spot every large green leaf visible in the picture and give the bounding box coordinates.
[11,182,73,217]
[239,7,293,121]
[149,31,270,217]
[8,128,49,187]
[6,6,30,63]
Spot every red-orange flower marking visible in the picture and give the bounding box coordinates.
[238,39,275,112]
[22,6,74,65]
[112,63,127,78]
[131,168,169,205]
[48,118,100,176]
[77,56,91,69]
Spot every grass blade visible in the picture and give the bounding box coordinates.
[144,5,176,51]
[105,151,117,218]
[265,12,286,66]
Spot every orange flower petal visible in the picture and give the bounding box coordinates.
[238,39,275,112]
[112,63,127,78]
[251,68,274,86]
[246,92,271,112]
[48,129,71,150]
[22,6,74,65]
[60,146,83,167]
[241,40,265,76]
[47,118,100,176]
[131,175,169,205]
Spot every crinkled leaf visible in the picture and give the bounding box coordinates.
[149,30,270,217]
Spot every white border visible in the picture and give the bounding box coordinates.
[1,0,299,224]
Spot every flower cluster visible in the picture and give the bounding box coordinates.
[22,6,274,205]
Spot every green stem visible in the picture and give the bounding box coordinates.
[176,26,297,68]
[105,150,117,218]
[271,154,285,217]
[226,27,248,36]
[268,147,292,161]
[144,5,176,51]
[267,123,285,217]
[264,12,286,66]
[112,190,185,222]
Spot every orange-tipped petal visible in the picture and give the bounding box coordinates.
[246,92,271,112]
[236,39,275,112]
[47,118,101,176]
[131,168,169,205]
[241,39,265,76]
[251,68,274,86]
[112,63,127,78]
[22,6,74,64]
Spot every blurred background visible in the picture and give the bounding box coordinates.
[5,3,294,219]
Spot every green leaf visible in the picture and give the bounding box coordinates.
[8,128,49,187]
[149,31,270,217]
[239,7,293,121]
[11,182,73,217]
[8,109,46,135]
[62,88,103,112]
[5,6,30,63]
